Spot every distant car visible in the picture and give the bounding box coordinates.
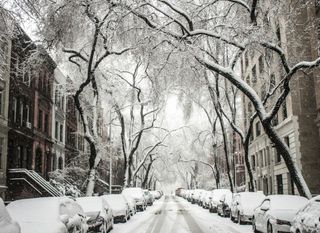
[230,191,265,224]
[122,187,147,211]
[143,190,154,206]
[217,191,233,217]
[123,195,137,216]
[290,195,320,233]
[0,198,20,233]
[253,195,308,233]
[150,191,161,200]
[209,189,231,213]
[76,196,113,233]
[102,194,131,223]
[6,197,88,233]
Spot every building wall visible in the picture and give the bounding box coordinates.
[242,0,320,195]
[0,9,13,198]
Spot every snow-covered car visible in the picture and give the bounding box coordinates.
[217,191,233,217]
[101,194,131,223]
[191,189,205,204]
[123,195,137,216]
[76,196,113,233]
[202,191,213,209]
[209,189,232,213]
[252,195,308,233]
[122,187,147,211]
[290,195,320,233]
[6,197,88,233]
[230,191,265,224]
[0,198,20,233]
[143,189,154,206]
[150,190,161,200]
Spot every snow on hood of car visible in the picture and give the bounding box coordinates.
[17,221,67,233]
[122,188,144,199]
[76,197,103,214]
[102,195,127,211]
[267,209,298,222]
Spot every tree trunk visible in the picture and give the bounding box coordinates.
[86,168,96,196]
[262,122,311,198]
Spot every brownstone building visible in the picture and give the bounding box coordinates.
[6,27,60,200]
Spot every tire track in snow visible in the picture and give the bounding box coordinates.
[173,196,207,233]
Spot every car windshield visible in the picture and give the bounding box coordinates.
[240,193,264,208]
[76,197,102,213]
[270,196,308,210]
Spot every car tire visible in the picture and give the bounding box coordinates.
[267,222,273,233]
[238,213,244,225]
[230,214,235,222]
[252,218,258,233]
[101,220,107,233]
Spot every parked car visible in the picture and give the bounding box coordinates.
[230,191,265,224]
[143,190,154,206]
[202,191,213,209]
[209,189,231,213]
[217,191,233,217]
[6,197,88,233]
[290,195,320,233]
[123,195,137,216]
[252,195,308,233]
[150,191,161,200]
[0,198,20,233]
[102,194,131,223]
[122,187,147,211]
[76,196,113,233]
[191,189,205,204]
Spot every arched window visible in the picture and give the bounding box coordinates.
[35,148,42,174]
[58,157,63,170]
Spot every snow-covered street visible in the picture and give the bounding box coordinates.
[113,195,252,233]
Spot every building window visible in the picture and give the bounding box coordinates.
[13,97,17,122]
[276,174,283,194]
[60,124,63,142]
[55,121,59,139]
[44,114,49,133]
[25,104,30,123]
[256,121,261,137]
[275,148,281,163]
[284,136,290,148]
[38,110,43,130]
[282,100,288,120]
[251,155,256,170]
[0,138,3,169]
[58,157,63,170]
[252,65,257,84]
[0,90,3,116]
[20,100,24,126]
[259,56,264,73]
